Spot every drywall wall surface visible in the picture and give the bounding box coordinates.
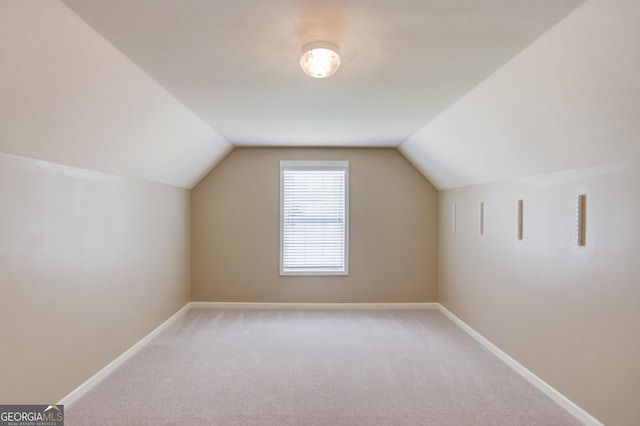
[438,159,640,425]
[0,152,190,403]
[192,148,438,302]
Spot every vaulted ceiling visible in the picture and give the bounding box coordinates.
[2,0,638,189]
[401,0,640,189]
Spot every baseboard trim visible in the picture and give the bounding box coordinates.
[57,301,601,425]
[58,302,190,407]
[189,301,440,310]
[438,305,603,426]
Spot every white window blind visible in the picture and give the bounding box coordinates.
[280,161,349,275]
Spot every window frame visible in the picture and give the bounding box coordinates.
[279,160,349,276]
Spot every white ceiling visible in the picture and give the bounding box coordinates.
[400,0,640,189]
[60,0,583,148]
[7,0,639,190]
[0,0,231,188]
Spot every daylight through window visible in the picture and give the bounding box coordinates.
[280,161,349,275]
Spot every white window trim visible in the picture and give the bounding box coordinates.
[279,160,349,276]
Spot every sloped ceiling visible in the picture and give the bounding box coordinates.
[0,1,231,188]
[60,0,583,149]
[0,0,587,189]
[6,1,636,190]
[400,0,640,189]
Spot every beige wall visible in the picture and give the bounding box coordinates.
[438,159,640,426]
[0,153,190,403]
[192,148,438,302]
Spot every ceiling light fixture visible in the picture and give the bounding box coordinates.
[300,41,341,79]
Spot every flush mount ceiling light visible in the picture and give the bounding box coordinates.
[299,41,341,79]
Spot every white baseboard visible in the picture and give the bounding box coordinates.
[59,302,435,406]
[58,300,600,426]
[189,301,440,310]
[58,303,190,407]
[438,305,603,426]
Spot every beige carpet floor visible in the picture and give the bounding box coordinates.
[66,308,581,425]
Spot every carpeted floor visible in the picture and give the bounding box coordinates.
[66,308,581,425]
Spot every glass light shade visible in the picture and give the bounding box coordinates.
[299,41,341,79]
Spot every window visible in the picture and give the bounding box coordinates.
[280,161,349,275]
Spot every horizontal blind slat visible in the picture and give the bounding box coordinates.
[282,166,347,273]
